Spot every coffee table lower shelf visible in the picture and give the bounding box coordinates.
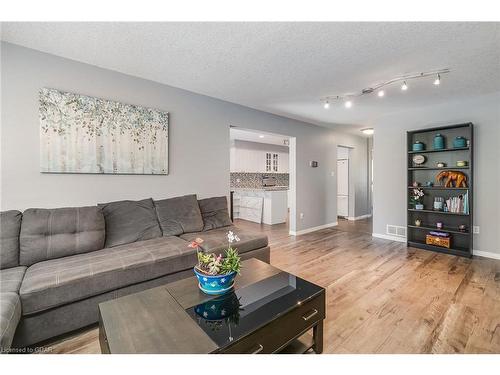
[278,332,315,354]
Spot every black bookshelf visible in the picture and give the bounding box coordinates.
[407,123,473,258]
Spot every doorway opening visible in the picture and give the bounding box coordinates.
[335,144,373,234]
[229,127,296,234]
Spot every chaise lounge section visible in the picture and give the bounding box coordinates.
[0,194,269,351]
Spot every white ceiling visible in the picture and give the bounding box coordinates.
[2,22,499,131]
[230,128,289,146]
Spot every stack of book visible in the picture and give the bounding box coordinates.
[445,192,469,214]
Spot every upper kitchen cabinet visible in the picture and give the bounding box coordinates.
[230,140,289,173]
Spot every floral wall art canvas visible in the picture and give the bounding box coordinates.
[39,88,169,174]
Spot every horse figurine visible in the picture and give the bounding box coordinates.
[436,171,468,188]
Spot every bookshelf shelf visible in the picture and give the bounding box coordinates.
[407,209,469,216]
[407,186,469,191]
[407,123,473,258]
[408,167,469,171]
[408,147,469,154]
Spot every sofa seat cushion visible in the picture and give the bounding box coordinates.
[19,236,196,315]
[198,196,233,231]
[0,266,27,293]
[0,293,22,352]
[154,194,204,236]
[0,210,22,269]
[98,198,162,248]
[20,206,105,266]
[180,226,268,255]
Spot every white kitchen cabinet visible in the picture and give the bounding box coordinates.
[232,189,288,225]
[230,142,289,173]
[278,151,289,173]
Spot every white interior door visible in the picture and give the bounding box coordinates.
[337,159,349,217]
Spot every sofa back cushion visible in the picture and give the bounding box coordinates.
[1,210,22,269]
[20,207,105,266]
[98,198,162,248]
[154,194,204,236]
[198,196,233,231]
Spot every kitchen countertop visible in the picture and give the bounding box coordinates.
[231,186,289,191]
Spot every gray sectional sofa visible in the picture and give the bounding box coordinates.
[0,195,269,352]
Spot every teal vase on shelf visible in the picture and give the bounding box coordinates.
[412,141,425,151]
[453,136,467,148]
[433,134,445,150]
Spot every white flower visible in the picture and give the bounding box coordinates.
[210,305,216,310]
[203,277,207,282]
[221,309,226,316]
[227,231,241,243]
[203,311,208,318]
[210,281,218,287]
[221,278,226,284]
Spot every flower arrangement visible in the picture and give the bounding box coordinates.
[189,231,242,275]
[411,188,425,209]
[190,231,243,295]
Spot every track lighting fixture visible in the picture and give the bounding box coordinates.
[320,68,449,109]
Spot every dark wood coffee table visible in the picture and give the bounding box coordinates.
[98,258,325,354]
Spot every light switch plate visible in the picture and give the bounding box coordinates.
[473,226,480,234]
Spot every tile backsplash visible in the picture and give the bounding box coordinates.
[230,172,289,189]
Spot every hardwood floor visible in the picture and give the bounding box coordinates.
[42,219,500,354]
[336,217,372,234]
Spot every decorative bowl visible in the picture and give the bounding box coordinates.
[193,267,237,295]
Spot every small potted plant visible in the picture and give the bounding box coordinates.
[411,188,425,210]
[189,231,242,295]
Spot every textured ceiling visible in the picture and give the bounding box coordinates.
[1,22,499,131]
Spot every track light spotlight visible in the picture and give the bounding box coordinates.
[401,81,408,90]
[323,101,330,109]
[434,74,441,85]
[377,90,385,97]
[344,100,353,108]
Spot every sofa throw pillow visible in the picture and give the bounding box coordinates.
[198,196,233,231]
[0,210,22,269]
[154,194,204,236]
[98,198,162,248]
[20,206,105,266]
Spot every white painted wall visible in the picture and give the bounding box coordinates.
[372,92,500,258]
[1,42,370,233]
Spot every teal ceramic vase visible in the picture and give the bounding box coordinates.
[433,134,445,150]
[412,141,425,151]
[453,136,467,148]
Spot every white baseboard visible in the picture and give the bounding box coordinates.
[371,235,500,260]
[290,221,338,236]
[473,250,500,260]
[347,214,372,221]
[372,232,407,243]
